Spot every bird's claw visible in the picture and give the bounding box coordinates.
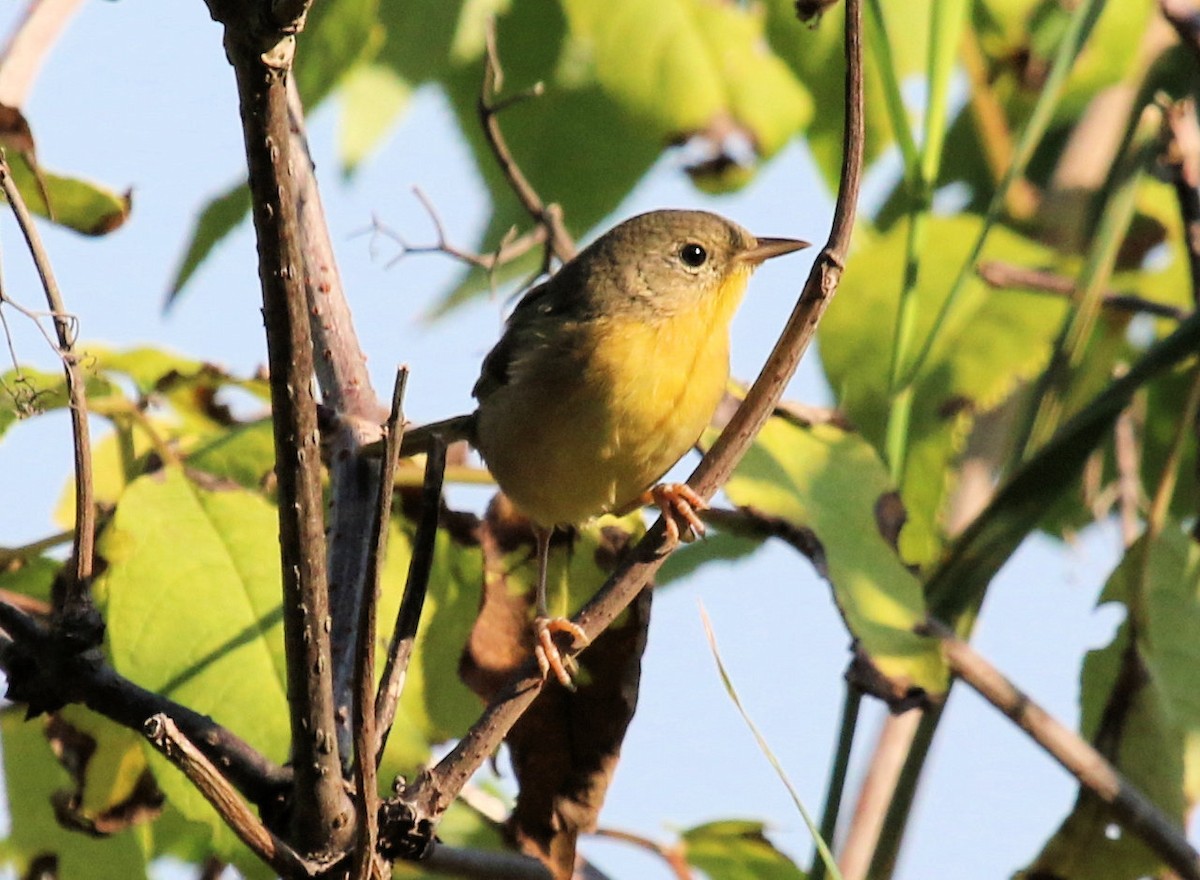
[533,615,589,689]
[650,482,708,543]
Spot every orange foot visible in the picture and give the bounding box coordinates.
[533,615,589,689]
[649,482,708,543]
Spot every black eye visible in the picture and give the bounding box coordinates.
[679,243,708,267]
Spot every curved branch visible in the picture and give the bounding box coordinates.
[391,0,865,831]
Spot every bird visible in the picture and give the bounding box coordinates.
[401,209,808,686]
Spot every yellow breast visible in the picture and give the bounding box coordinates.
[474,270,748,528]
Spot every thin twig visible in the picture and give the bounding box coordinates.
[390,0,865,833]
[977,261,1186,320]
[0,154,95,614]
[920,617,1200,880]
[1113,408,1143,546]
[144,715,317,879]
[810,686,861,880]
[351,369,408,880]
[591,828,693,880]
[375,433,447,764]
[365,191,548,275]
[479,18,576,266]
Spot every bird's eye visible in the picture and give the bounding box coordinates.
[679,243,708,267]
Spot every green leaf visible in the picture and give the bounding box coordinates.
[681,820,807,880]
[95,467,288,872]
[5,151,130,236]
[187,419,277,489]
[1025,527,1196,879]
[925,309,1200,623]
[819,216,1065,566]
[434,0,811,310]
[337,63,413,174]
[0,712,148,879]
[295,0,384,108]
[0,553,59,602]
[166,181,251,307]
[713,414,948,697]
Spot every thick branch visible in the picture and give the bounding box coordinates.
[213,4,353,849]
[390,0,865,832]
[0,600,290,808]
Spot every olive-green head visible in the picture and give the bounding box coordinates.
[566,209,809,319]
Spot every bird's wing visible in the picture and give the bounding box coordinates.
[472,273,578,403]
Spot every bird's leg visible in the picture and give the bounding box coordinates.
[532,525,589,688]
[645,483,708,542]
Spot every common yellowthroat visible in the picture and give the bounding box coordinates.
[403,209,807,685]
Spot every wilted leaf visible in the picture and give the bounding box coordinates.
[0,711,148,879]
[460,497,647,878]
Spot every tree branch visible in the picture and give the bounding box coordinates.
[479,18,576,266]
[920,617,1200,880]
[385,0,865,839]
[0,599,291,809]
[144,715,317,879]
[0,154,95,618]
[206,0,353,850]
[350,370,408,880]
[375,433,447,764]
[977,261,1185,320]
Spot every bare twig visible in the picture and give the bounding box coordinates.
[144,715,317,879]
[920,617,1200,880]
[1113,408,1144,546]
[591,829,693,880]
[207,0,354,848]
[977,261,1186,320]
[479,18,576,266]
[375,433,447,763]
[388,0,864,837]
[0,154,94,616]
[351,369,408,880]
[365,189,548,275]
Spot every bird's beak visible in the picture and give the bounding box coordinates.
[738,236,811,265]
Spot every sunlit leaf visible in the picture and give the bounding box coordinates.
[820,216,1068,566]
[5,151,130,236]
[711,413,948,698]
[681,819,806,880]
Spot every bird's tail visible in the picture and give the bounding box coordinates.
[399,413,476,457]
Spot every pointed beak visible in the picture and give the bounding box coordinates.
[737,236,811,265]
